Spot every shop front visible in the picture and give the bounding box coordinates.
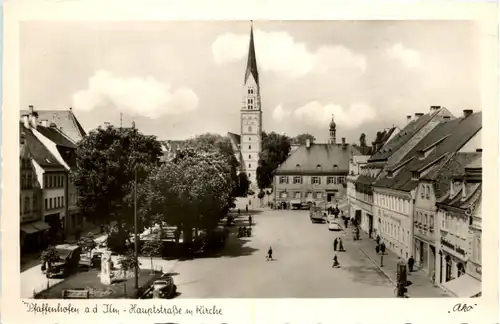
[20,220,51,253]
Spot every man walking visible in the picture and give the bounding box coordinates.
[267,246,273,261]
[333,238,338,251]
[408,256,415,272]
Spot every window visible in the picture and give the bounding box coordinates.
[307,192,313,198]
[327,176,335,184]
[33,196,38,211]
[426,185,430,199]
[248,99,253,104]
[280,191,287,198]
[279,176,289,184]
[248,173,251,178]
[45,198,48,210]
[248,126,252,132]
[249,163,251,169]
[48,176,52,188]
[295,192,301,199]
[333,164,338,172]
[249,145,252,149]
[293,176,302,184]
[316,164,321,170]
[249,155,251,159]
[248,105,253,110]
[27,175,32,188]
[315,192,323,199]
[311,176,321,185]
[49,198,53,209]
[249,137,252,141]
[424,214,428,226]
[248,89,254,94]
[21,175,26,189]
[62,196,64,207]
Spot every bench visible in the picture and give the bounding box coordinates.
[61,289,90,299]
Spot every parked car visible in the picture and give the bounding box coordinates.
[328,221,342,231]
[152,275,177,299]
[46,244,82,278]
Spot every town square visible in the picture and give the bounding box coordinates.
[18,20,482,299]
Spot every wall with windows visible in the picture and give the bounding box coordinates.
[467,197,481,280]
[42,171,66,218]
[274,174,347,203]
[20,156,42,224]
[373,189,414,258]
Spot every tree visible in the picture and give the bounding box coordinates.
[258,191,265,207]
[236,172,250,197]
[71,125,163,248]
[77,235,97,269]
[40,247,59,272]
[256,132,291,190]
[141,236,163,273]
[117,251,141,297]
[140,147,234,247]
[293,133,316,145]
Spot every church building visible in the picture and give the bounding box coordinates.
[228,22,262,186]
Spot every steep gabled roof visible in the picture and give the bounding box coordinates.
[369,110,441,162]
[373,112,482,192]
[20,109,86,143]
[36,125,76,149]
[20,122,64,170]
[244,23,259,86]
[276,143,361,175]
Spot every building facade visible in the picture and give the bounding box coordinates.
[435,156,482,297]
[274,130,360,207]
[239,23,262,185]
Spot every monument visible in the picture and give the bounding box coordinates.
[100,251,113,285]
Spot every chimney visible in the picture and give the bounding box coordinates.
[406,115,412,124]
[430,105,441,113]
[22,115,30,128]
[29,105,34,115]
[306,139,311,148]
[41,120,49,127]
[414,113,424,119]
[463,109,473,118]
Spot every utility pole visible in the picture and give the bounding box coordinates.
[134,166,139,290]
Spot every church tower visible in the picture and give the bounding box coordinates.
[328,114,336,144]
[240,21,262,186]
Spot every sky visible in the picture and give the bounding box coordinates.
[20,20,481,144]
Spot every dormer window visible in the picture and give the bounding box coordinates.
[295,164,301,170]
[387,171,394,178]
[418,150,425,159]
[316,164,321,170]
[333,164,338,172]
[411,171,420,180]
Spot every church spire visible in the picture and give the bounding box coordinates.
[244,21,259,86]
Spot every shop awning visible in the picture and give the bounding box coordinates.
[32,221,51,231]
[290,200,301,204]
[442,274,481,297]
[20,224,39,234]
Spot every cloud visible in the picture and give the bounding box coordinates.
[386,43,422,69]
[292,101,377,129]
[212,30,366,78]
[72,70,199,118]
[272,104,291,122]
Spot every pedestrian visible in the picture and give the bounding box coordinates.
[267,246,273,261]
[248,215,252,226]
[408,256,415,272]
[369,228,372,239]
[375,245,380,254]
[333,238,338,251]
[376,235,380,245]
[332,254,340,268]
[339,238,344,252]
[380,242,386,254]
[238,208,241,215]
[344,219,348,228]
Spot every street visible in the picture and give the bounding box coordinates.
[169,205,395,298]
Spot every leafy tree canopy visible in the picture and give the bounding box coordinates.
[292,133,316,145]
[256,132,291,190]
[71,125,163,230]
